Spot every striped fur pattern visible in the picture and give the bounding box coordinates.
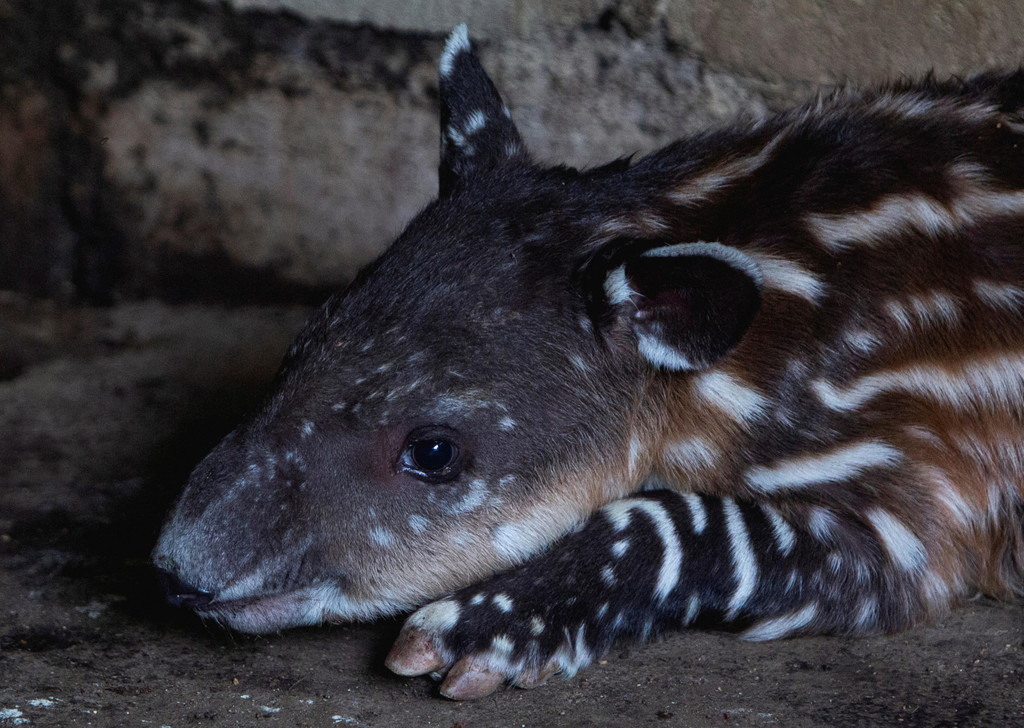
[154,25,1024,699]
[387,32,1024,697]
[389,488,934,696]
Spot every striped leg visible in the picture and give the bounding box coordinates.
[386,489,951,699]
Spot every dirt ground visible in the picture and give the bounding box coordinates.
[0,298,1021,728]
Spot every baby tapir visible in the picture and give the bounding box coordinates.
[154,24,1024,699]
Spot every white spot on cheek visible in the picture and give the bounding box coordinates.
[408,515,430,533]
[369,528,395,548]
[530,616,545,635]
[601,565,617,586]
[492,593,513,612]
[450,532,470,548]
[469,593,485,606]
[301,421,314,437]
[490,521,543,561]
[499,417,517,431]
[448,483,490,515]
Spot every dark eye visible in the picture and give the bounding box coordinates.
[411,439,455,471]
[401,437,461,481]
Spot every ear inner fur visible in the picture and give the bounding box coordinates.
[598,242,762,371]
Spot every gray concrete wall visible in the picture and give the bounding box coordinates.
[226,0,1024,82]
[2,0,1022,303]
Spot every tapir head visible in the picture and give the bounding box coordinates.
[152,26,762,632]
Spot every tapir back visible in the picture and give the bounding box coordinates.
[155,26,1024,698]
[627,77,1024,602]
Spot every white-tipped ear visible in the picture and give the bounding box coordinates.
[642,242,764,287]
[602,241,762,371]
[440,24,470,78]
[437,25,526,197]
[603,265,634,305]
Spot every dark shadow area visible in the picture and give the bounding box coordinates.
[2,411,252,632]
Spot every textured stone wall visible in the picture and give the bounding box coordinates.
[1,0,1021,303]
[225,0,1024,82]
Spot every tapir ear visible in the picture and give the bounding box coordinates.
[437,25,526,197]
[602,242,762,371]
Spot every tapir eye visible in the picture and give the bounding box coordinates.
[411,440,456,471]
[400,431,463,482]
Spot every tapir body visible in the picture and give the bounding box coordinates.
[155,26,1024,698]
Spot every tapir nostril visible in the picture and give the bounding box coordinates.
[155,567,214,610]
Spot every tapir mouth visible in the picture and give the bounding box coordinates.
[156,567,402,631]
[194,589,328,634]
[156,567,327,633]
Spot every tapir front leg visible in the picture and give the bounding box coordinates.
[387,488,959,699]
